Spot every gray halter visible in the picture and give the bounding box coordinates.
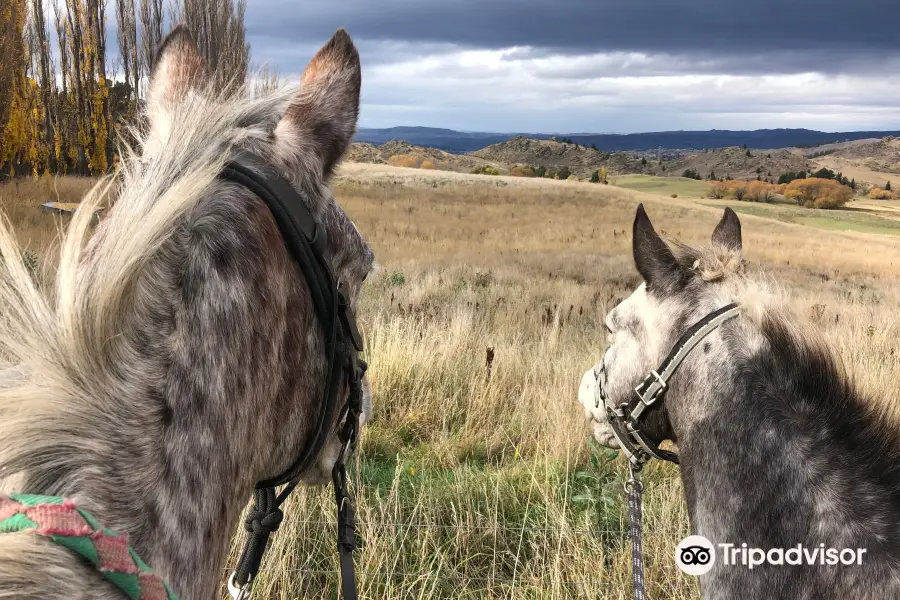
[597,302,741,467]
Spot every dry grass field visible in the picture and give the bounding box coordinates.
[4,164,900,598]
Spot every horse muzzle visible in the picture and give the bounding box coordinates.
[578,361,621,449]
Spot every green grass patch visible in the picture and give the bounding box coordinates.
[611,175,710,198]
[704,201,900,237]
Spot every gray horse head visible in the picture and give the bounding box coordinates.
[0,26,374,600]
[580,204,745,450]
[579,204,900,599]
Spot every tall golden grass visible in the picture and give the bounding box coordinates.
[4,169,900,598]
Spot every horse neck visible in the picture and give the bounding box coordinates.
[670,329,900,576]
[41,194,321,599]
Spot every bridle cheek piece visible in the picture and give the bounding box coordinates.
[219,151,367,600]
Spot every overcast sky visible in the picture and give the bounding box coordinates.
[240,0,900,133]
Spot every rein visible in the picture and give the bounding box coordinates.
[220,152,367,600]
[593,302,740,599]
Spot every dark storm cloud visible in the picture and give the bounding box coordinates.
[246,0,899,74]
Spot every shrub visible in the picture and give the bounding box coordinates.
[887,181,893,192]
[388,154,421,169]
[590,167,608,184]
[683,168,702,180]
[509,165,535,177]
[472,270,494,288]
[778,171,807,185]
[868,187,894,200]
[730,181,748,201]
[386,270,406,287]
[811,167,836,180]
[747,181,777,203]
[785,178,853,209]
[557,166,572,180]
[671,193,678,198]
[471,166,501,176]
[420,160,436,170]
[708,181,729,199]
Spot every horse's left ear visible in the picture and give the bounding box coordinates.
[146,24,210,115]
[633,204,685,293]
[711,207,742,253]
[276,28,361,179]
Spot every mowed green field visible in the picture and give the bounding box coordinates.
[609,173,900,237]
[704,200,900,237]
[609,175,710,198]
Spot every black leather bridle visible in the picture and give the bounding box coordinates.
[219,151,367,600]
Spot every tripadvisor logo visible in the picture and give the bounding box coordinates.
[675,536,868,575]
[676,535,716,576]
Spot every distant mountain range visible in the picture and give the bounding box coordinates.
[353,126,900,153]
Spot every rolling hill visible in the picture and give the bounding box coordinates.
[353,127,900,153]
[345,134,900,190]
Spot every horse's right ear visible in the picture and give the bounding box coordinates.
[632,204,683,293]
[711,207,743,253]
[146,24,209,115]
[276,28,361,180]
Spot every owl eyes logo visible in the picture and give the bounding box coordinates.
[680,545,712,566]
[676,535,716,576]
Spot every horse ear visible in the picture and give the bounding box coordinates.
[711,207,742,252]
[632,204,683,292]
[276,28,361,179]
[146,24,209,113]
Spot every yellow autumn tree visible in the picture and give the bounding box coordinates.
[868,187,894,200]
[785,178,853,209]
[0,0,28,175]
[747,181,777,203]
[388,154,421,169]
[1,0,249,179]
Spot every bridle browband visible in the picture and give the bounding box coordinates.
[219,151,366,600]
[598,302,741,468]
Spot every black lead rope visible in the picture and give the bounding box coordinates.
[219,152,366,600]
[626,463,646,600]
[334,462,359,600]
[597,303,741,600]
